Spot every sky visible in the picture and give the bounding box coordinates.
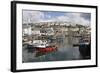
[23,10,91,25]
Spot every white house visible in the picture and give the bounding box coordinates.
[23,26,32,36]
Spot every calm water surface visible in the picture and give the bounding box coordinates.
[22,36,82,63]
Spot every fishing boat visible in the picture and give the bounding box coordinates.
[73,38,91,59]
[36,46,57,53]
[32,40,57,54]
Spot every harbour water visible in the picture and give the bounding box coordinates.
[22,35,82,63]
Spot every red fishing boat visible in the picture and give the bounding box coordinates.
[32,40,58,57]
[36,46,57,53]
[35,46,57,57]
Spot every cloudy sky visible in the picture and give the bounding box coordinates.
[23,10,91,25]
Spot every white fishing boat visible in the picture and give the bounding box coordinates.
[32,40,49,48]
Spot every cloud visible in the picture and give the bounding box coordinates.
[56,16,70,22]
[23,10,91,26]
[23,10,44,23]
[64,13,91,25]
[80,13,91,21]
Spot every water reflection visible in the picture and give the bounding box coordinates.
[22,36,82,63]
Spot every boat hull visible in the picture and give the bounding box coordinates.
[36,47,57,53]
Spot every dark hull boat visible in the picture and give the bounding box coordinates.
[73,43,91,59]
[79,43,90,59]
